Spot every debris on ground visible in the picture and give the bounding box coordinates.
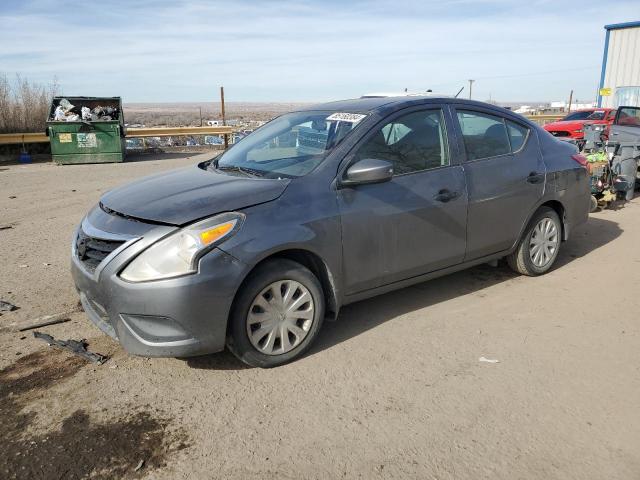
[134,460,145,471]
[0,300,18,314]
[479,356,500,363]
[33,331,108,364]
[18,313,71,332]
[0,224,13,230]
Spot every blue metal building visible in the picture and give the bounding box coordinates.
[597,21,640,108]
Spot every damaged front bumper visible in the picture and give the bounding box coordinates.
[71,206,246,357]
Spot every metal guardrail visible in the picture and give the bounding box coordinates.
[126,126,234,137]
[0,116,563,146]
[525,114,564,124]
[0,126,235,146]
[0,132,49,144]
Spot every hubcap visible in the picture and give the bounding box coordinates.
[529,217,559,268]
[246,280,315,356]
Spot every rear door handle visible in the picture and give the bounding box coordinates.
[434,189,459,203]
[527,172,544,184]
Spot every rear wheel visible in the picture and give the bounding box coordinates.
[227,259,325,368]
[507,207,562,276]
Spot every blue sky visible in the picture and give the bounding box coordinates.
[0,0,637,103]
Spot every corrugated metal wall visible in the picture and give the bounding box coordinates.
[601,26,640,108]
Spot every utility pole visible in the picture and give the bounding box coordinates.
[199,106,202,127]
[220,86,228,149]
[567,89,573,113]
[468,79,475,100]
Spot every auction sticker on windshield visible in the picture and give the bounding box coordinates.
[326,112,367,123]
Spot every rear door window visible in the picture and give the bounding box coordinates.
[456,110,511,160]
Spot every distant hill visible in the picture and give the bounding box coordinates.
[124,102,311,126]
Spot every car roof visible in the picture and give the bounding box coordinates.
[298,96,508,114]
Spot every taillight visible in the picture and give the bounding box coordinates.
[571,154,588,168]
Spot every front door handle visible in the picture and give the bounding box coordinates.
[527,172,544,184]
[434,189,459,203]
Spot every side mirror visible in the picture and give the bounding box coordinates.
[342,158,393,186]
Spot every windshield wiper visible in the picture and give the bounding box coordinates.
[215,165,264,178]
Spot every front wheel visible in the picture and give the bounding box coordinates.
[507,207,562,276]
[227,259,325,368]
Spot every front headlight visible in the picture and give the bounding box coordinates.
[120,212,244,282]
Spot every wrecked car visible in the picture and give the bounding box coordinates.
[72,96,590,367]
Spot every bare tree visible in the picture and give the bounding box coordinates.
[0,74,59,134]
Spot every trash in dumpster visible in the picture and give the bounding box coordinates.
[53,106,67,121]
[33,331,108,364]
[49,97,120,122]
[59,98,74,111]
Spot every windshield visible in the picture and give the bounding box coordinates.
[562,111,594,121]
[586,110,606,120]
[211,110,366,178]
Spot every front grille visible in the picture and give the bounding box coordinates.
[75,229,125,274]
[550,131,570,137]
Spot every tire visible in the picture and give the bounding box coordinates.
[589,195,598,213]
[507,207,562,276]
[227,259,325,368]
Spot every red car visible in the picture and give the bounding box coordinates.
[543,108,616,141]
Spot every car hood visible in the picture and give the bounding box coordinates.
[100,165,290,226]
[544,120,585,130]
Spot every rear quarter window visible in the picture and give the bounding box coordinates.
[506,120,530,152]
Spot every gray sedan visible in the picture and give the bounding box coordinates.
[71,96,590,367]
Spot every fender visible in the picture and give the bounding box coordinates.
[509,196,567,254]
[219,223,343,319]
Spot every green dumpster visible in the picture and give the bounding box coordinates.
[47,96,126,164]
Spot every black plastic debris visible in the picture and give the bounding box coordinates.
[0,300,18,314]
[33,331,108,364]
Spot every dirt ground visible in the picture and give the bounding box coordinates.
[1,154,639,479]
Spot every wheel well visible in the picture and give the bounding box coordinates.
[234,249,339,322]
[540,200,567,240]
